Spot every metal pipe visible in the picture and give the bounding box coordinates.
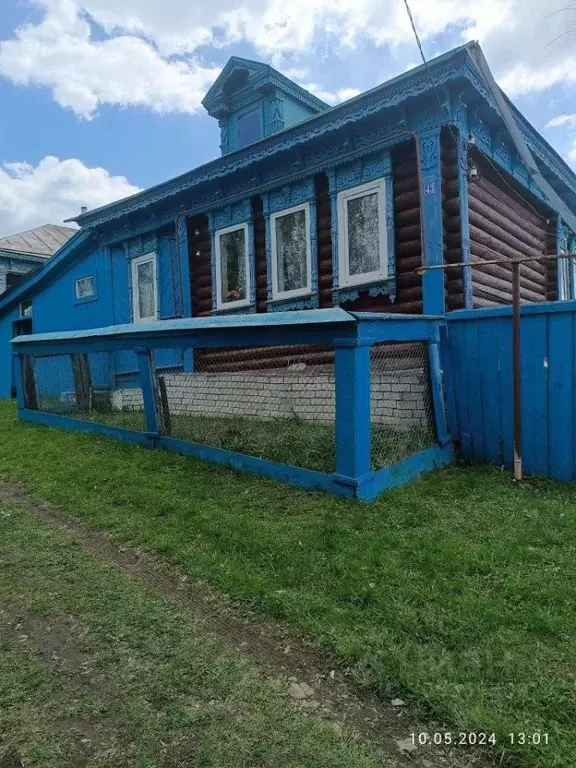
[417,253,576,484]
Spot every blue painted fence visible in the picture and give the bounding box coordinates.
[446,300,576,482]
[12,308,452,501]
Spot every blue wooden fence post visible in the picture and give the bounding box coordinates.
[136,347,160,436]
[334,339,372,492]
[428,335,450,445]
[417,127,445,315]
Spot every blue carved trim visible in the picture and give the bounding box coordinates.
[207,201,255,312]
[327,150,395,296]
[262,177,318,307]
[332,150,392,192]
[455,118,473,309]
[332,279,395,305]
[267,295,319,312]
[75,50,473,230]
[123,232,159,260]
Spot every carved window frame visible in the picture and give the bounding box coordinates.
[337,179,388,289]
[214,222,251,311]
[131,252,159,323]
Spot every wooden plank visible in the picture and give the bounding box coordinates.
[547,311,575,481]
[477,316,504,466]
[445,320,472,457]
[520,313,548,476]
[334,341,371,479]
[495,314,514,469]
[463,319,484,461]
[361,444,453,501]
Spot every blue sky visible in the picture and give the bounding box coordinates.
[0,0,575,236]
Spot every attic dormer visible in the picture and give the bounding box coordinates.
[202,57,330,155]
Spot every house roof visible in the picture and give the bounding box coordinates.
[0,224,77,258]
[66,42,576,231]
[201,55,329,117]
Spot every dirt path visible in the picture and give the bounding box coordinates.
[0,483,492,768]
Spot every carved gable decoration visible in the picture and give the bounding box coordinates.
[202,56,330,155]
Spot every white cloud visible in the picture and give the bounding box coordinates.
[0,155,141,236]
[0,0,575,119]
[303,84,361,105]
[546,114,576,129]
[569,143,576,162]
[0,0,220,118]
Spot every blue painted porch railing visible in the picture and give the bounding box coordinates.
[12,308,453,501]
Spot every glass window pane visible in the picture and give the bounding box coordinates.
[275,209,308,294]
[76,277,94,298]
[237,108,262,149]
[220,229,247,304]
[346,192,380,276]
[137,260,155,318]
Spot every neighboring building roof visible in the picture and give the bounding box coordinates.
[0,224,77,258]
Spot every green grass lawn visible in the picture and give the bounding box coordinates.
[0,499,381,768]
[0,400,574,766]
[64,406,434,472]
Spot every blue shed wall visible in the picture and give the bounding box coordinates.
[0,307,19,397]
[32,247,111,333]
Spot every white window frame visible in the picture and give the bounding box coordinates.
[131,252,158,323]
[270,203,312,301]
[337,179,388,288]
[75,275,95,299]
[214,223,251,310]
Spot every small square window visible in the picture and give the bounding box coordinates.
[75,276,95,299]
[215,224,250,310]
[337,179,388,288]
[131,253,158,322]
[19,299,32,317]
[270,204,312,300]
[237,108,262,149]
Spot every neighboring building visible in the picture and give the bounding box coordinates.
[0,44,575,399]
[0,224,76,297]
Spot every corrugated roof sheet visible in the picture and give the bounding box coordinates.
[0,224,77,257]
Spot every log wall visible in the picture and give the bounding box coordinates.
[188,214,212,318]
[465,151,555,307]
[316,173,334,309]
[252,195,268,313]
[336,141,424,314]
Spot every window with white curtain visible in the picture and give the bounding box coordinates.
[270,203,311,300]
[215,223,250,309]
[337,179,388,287]
[131,253,158,322]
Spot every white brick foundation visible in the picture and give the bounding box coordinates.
[113,366,430,428]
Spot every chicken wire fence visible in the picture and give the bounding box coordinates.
[23,340,438,475]
[24,345,336,472]
[370,342,436,470]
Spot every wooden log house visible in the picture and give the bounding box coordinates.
[0,42,575,393]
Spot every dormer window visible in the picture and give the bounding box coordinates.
[202,56,329,156]
[237,107,262,149]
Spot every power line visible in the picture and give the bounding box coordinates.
[402,0,552,225]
